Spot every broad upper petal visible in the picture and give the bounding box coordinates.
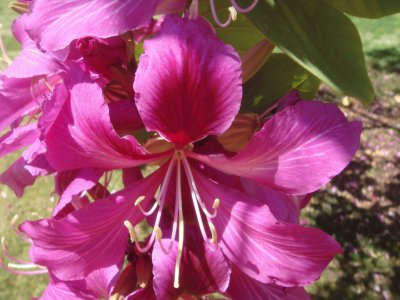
[25,0,159,51]
[20,167,165,281]
[193,169,342,286]
[45,70,166,171]
[189,101,362,195]
[134,16,242,147]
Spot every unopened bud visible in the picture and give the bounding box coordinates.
[218,113,260,152]
[241,39,274,83]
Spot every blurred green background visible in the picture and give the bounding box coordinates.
[1,2,399,299]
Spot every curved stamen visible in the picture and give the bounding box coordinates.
[230,0,259,13]
[208,221,218,246]
[181,154,209,243]
[0,257,48,275]
[8,2,30,14]
[126,155,177,253]
[209,0,233,28]
[7,263,44,269]
[157,151,183,254]
[31,212,43,219]
[181,154,218,219]
[1,237,33,265]
[0,26,12,66]
[135,195,159,216]
[11,215,30,243]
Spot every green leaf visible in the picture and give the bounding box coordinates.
[323,0,400,19]
[240,0,375,103]
[199,0,264,53]
[241,53,320,113]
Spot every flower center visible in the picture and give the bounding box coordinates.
[124,150,219,288]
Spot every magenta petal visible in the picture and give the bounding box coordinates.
[4,15,62,78]
[193,170,342,286]
[53,168,104,216]
[227,266,311,300]
[152,226,231,299]
[20,168,165,281]
[39,82,69,138]
[108,100,144,136]
[134,16,242,146]
[241,179,300,224]
[0,142,53,197]
[39,280,91,300]
[122,167,143,187]
[190,101,362,195]
[26,0,159,51]
[125,285,157,300]
[0,76,38,132]
[40,266,118,300]
[0,124,37,158]
[84,266,120,299]
[45,71,165,171]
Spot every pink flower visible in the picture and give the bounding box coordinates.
[25,0,187,51]
[20,15,361,294]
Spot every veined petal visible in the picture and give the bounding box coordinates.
[152,226,231,299]
[26,0,159,51]
[125,285,157,300]
[0,76,38,132]
[227,266,311,300]
[84,265,120,299]
[0,124,37,158]
[189,101,362,195]
[193,169,342,286]
[241,179,300,224]
[20,167,166,281]
[0,141,53,197]
[39,266,118,300]
[45,70,167,171]
[38,280,93,300]
[4,15,62,78]
[134,16,242,147]
[108,100,144,136]
[53,168,104,216]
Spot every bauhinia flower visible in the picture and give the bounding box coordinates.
[20,15,361,297]
[24,0,187,51]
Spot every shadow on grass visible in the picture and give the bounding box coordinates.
[367,48,400,73]
[307,157,400,300]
